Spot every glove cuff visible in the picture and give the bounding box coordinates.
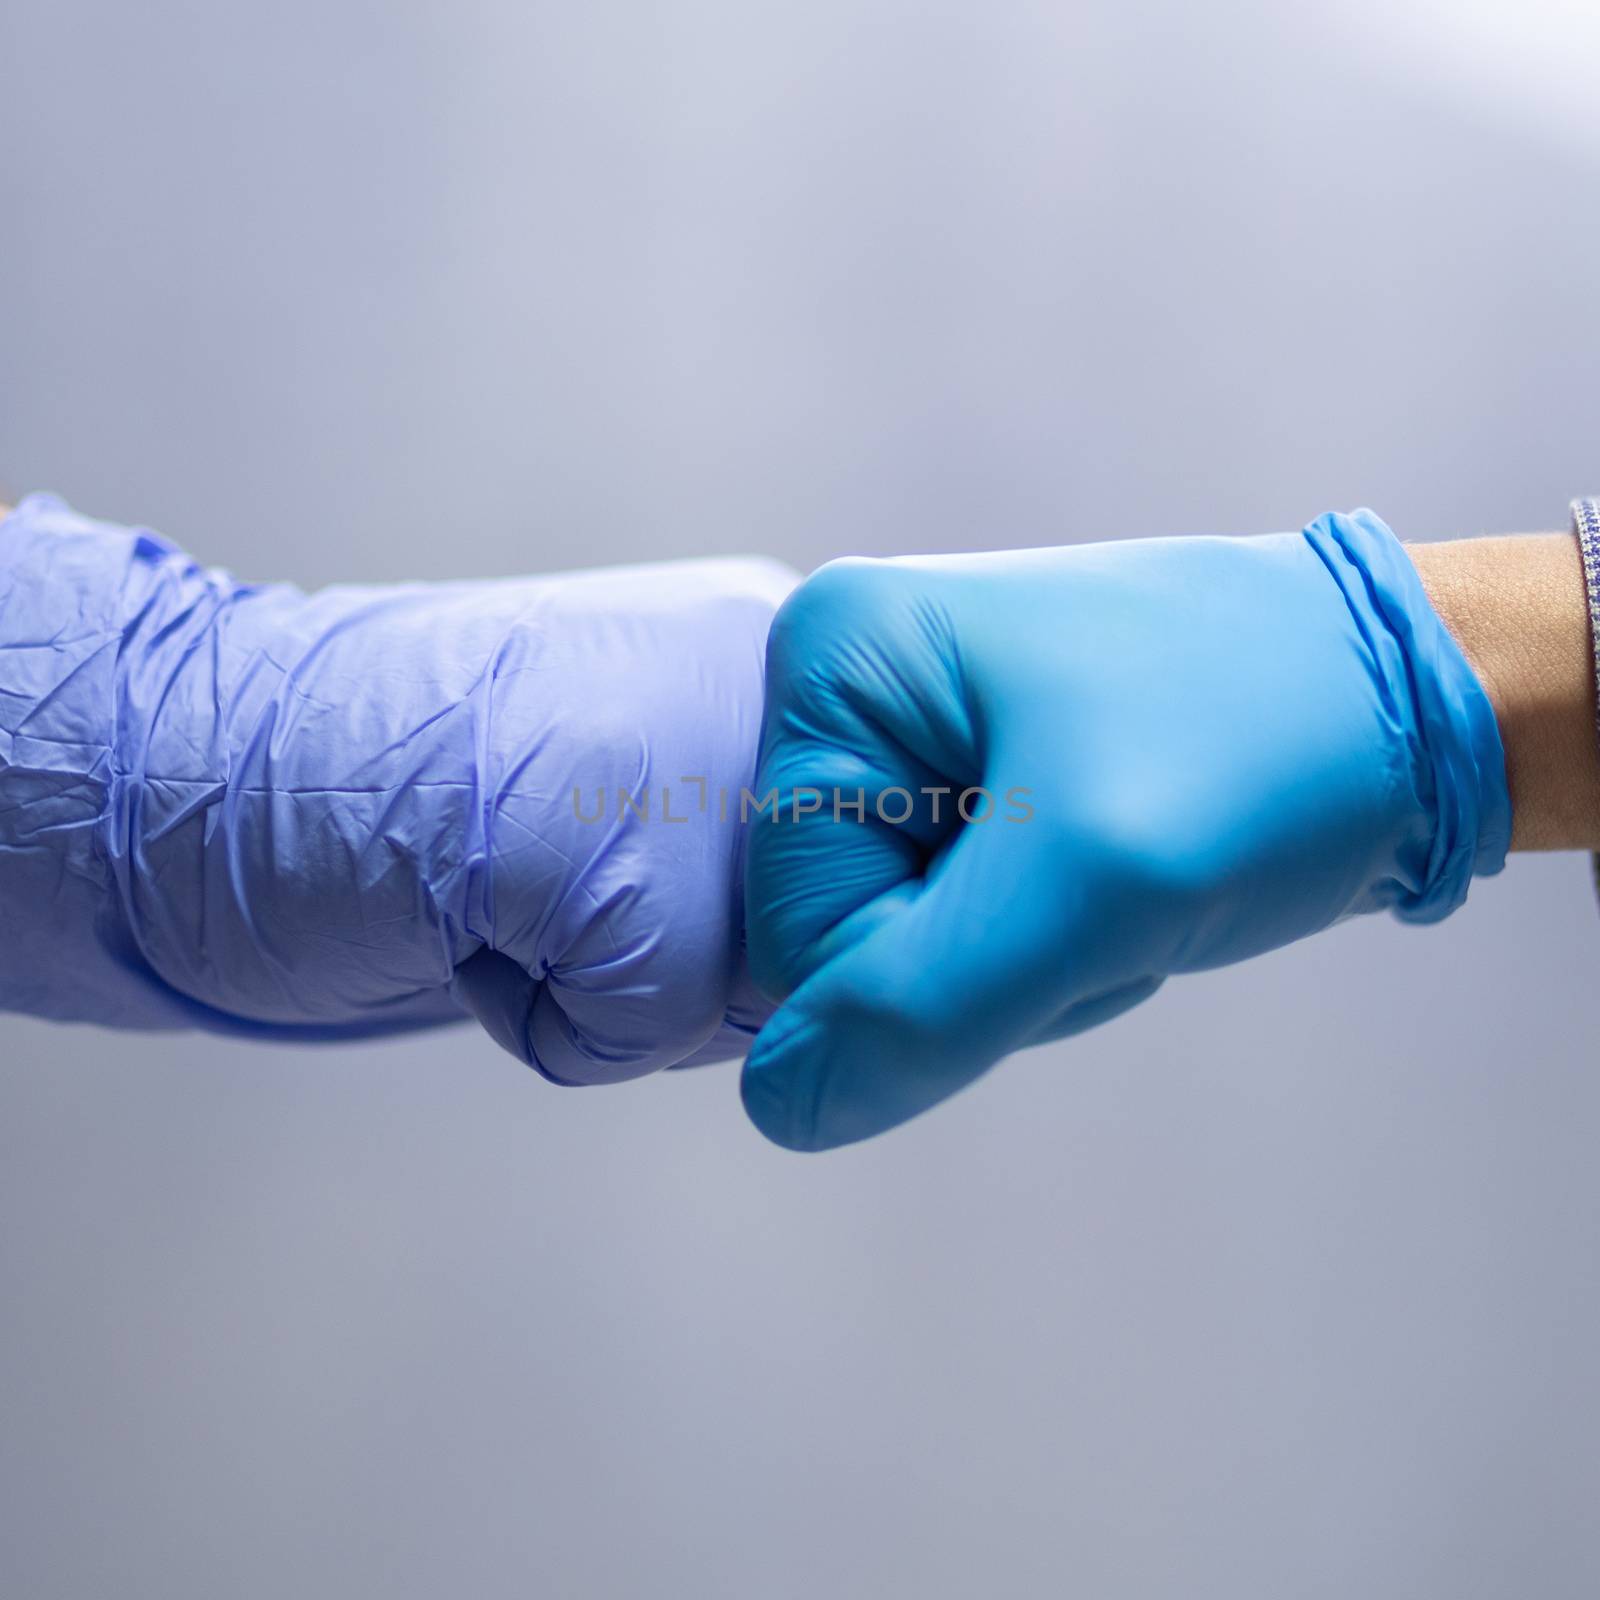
[1302,508,1512,924]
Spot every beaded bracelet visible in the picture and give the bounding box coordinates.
[1569,498,1600,899]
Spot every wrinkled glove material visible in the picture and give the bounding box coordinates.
[743,509,1511,1151]
[0,494,793,1081]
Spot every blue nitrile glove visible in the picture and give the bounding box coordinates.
[742,510,1511,1150]
[0,494,796,1081]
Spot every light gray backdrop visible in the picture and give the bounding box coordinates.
[2,3,1597,1596]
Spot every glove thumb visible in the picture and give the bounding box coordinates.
[741,801,1110,1150]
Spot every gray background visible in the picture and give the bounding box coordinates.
[2,2,1597,1595]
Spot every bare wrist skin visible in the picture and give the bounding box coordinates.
[1407,534,1600,851]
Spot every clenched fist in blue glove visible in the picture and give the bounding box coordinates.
[743,510,1513,1150]
[0,495,796,1081]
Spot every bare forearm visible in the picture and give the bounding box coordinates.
[1407,533,1600,850]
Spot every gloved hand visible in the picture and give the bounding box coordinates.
[0,494,797,1082]
[743,510,1511,1149]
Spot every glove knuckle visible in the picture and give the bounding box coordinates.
[769,557,896,663]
